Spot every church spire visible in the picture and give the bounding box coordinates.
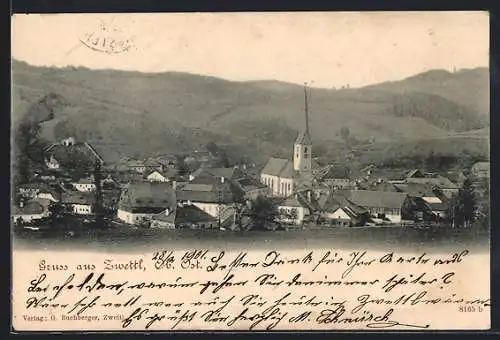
[295,82,312,145]
[304,83,309,135]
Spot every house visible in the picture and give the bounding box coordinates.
[277,194,310,225]
[44,138,104,170]
[176,177,239,224]
[36,186,61,202]
[190,167,267,200]
[146,168,179,183]
[404,196,450,222]
[338,190,409,223]
[471,161,490,179]
[144,159,164,173]
[446,171,468,188]
[12,199,51,224]
[127,160,147,174]
[316,165,351,189]
[174,203,218,229]
[18,183,44,199]
[394,183,449,221]
[61,192,94,215]
[405,169,425,179]
[190,166,245,183]
[235,176,269,200]
[72,177,96,192]
[405,175,459,196]
[393,183,437,200]
[360,164,377,176]
[117,182,176,226]
[149,207,176,229]
[321,194,369,227]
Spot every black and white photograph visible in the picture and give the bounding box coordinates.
[10,12,491,331]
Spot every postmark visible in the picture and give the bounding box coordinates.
[79,20,135,54]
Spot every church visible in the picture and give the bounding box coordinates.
[260,85,316,197]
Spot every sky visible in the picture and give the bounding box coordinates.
[11,12,489,88]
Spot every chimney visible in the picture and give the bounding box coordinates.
[221,176,225,184]
[165,208,170,216]
[19,200,24,208]
[172,180,177,190]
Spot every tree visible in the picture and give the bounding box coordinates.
[92,161,105,228]
[340,126,350,142]
[248,196,279,231]
[13,119,42,184]
[450,178,477,228]
[176,155,190,177]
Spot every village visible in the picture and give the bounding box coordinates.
[11,89,490,234]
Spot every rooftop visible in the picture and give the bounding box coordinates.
[45,142,104,168]
[119,182,176,210]
[338,190,408,209]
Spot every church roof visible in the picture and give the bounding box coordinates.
[295,131,312,145]
[261,158,291,177]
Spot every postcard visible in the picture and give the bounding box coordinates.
[11,11,490,331]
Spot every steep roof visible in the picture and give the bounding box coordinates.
[393,183,436,197]
[338,190,408,209]
[261,158,290,177]
[370,181,399,192]
[175,205,217,224]
[236,176,267,191]
[146,168,179,179]
[405,169,425,178]
[151,209,176,224]
[177,182,237,204]
[118,182,176,211]
[280,161,296,178]
[321,165,350,180]
[405,176,458,189]
[45,142,103,167]
[323,194,367,216]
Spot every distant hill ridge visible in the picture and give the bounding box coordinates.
[11,59,489,163]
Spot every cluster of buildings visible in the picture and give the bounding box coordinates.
[12,89,490,230]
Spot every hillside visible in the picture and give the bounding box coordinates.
[11,60,489,165]
[363,68,489,117]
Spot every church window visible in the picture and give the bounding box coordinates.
[304,147,308,153]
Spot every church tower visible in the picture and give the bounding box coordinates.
[293,84,313,182]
